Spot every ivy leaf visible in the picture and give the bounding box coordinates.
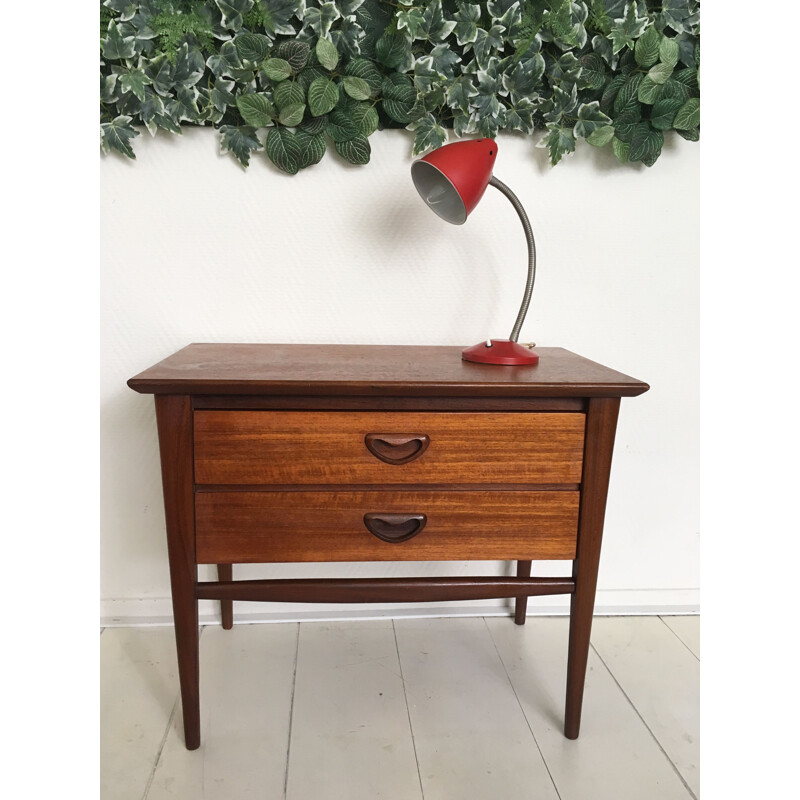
[219,124,263,168]
[263,58,293,82]
[407,113,448,155]
[608,2,648,54]
[207,41,244,79]
[113,67,151,102]
[592,34,617,69]
[343,76,372,100]
[334,135,371,165]
[453,3,481,46]
[101,74,119,105]
[274,80,305,109]
[446,75,478,114]
[540,124,575,166]
[587,125,616,147]
[472,25,506,68]
[102,21,136,61]
[308,77,339,116]
[396,6,426,40]
[265,126,301,173]
[673,97,699,129]
[295,129,326,168]
[278,102,305,126]
[330,16,366,59]
[236,92,276,126]
[104,0,137,22]
[634,26,660,68]
[262,0,305,36]
[628,123,663,165]
[418,0,456,42]
[100,115,139,158]
[215,0,254,32]
[165,85,200,122]
[505,97,536,134]
[304,2,341,39]
[315,37,339,71]
[573,101,612,138]
[235,32,272,64]
[173,44,205,88]
[429,43,461,77]
[274,40,310,72]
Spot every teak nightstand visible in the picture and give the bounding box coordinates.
[128,343,648,750]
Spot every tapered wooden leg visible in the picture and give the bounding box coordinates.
[514,560,532,625]
[564,397,620,740]
[156,395,201,750]
[218,564,233,629]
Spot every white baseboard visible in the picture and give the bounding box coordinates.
[100,588,699,627]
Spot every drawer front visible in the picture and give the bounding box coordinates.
[195,490,579,563]
[193,411,585,485]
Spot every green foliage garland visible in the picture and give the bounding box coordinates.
[100,1,700,172]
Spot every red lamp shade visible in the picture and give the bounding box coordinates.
[410,139,498,225]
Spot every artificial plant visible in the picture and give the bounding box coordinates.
[100,0,700,172]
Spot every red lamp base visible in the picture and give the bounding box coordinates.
[461,339,539,366]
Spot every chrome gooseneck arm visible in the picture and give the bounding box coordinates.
[488,176,537,343]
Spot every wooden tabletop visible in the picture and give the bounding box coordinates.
[127,343,649,398]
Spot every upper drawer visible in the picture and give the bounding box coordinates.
[193,411,584,485]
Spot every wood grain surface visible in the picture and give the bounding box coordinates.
[194,410,585,485]
[195,490,579,563]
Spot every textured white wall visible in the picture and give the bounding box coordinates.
[100,127,699,624]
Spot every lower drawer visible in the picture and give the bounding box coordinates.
[195,490,579,563]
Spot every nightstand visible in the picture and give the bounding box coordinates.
[128,343,648,749]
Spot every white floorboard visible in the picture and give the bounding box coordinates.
[147,624,298,800]
[101,616,701,799]
[285,620,422,800]
[591,616,700,797]
[487,616,695,800]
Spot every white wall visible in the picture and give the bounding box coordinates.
[100,127,699,625]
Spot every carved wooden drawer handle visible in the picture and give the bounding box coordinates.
[364,433,430,465]
[363,513,427,543]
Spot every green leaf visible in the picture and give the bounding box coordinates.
[274,40,310,72]
[634,25,660,68]
[650,96,684,130]
[235,32,271,64]
[325,110,359,141]
[628,124,663,165]
[102,21,136,61]
[278,102,305,126]
[673,97,699,130]
[263,58,293,82]
[574,101,612,138]
[637,75,661,104]
[614,73,642,116]
[218,124,262,168]
[315,37,339,71]
[600,74,626,115]
[350,102,379,136]
[343,76,372,100]
[587,125,616,147]
[541,124,575,166]
[407,113,447,155]
[578,53,606,90]
[274,80,305,109]
[344,58,383,94]
[265,126,301,174]
[334,135,371,165]
[648,61,674,85]
[659,36,680,69]
[299,114,328,135]
[295,129,326,168]
[381,74,416,123]
[375,29,411,69]
[100,115,139,158]
[676,126,700,142]
[308,77,339,116]
[612,136,630,163]
[236,92,276,126]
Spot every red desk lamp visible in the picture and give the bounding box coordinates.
[411,139,539,366]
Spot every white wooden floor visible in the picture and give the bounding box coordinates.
[101,615,699,800]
